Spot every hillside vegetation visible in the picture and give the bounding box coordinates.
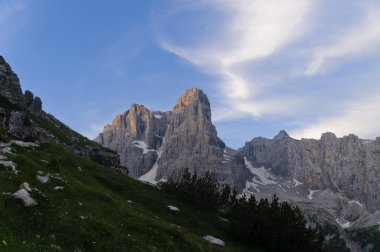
[0,141,260,251]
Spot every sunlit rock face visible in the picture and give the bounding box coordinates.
[95,104,171,178]
[156,88,225,178]
[155,88,250,191]
[95,88,251,190]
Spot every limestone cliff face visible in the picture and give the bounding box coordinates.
[95,88,251,190]
[95,104,171,177]
[240,131,380,212]
[156,88,226,178]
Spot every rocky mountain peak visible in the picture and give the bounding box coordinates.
[0,56,43,113]
[173,87,210,112]
[94,103,171,178]
[320,132,337,141]
[0,56,9,68]
[170,88,216,136]
[274,130,290,140]
[173,88,211,115]
[96,87,250,190]
[0,56,24,107]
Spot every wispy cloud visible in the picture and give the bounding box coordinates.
[154,0,380,140]
[156,0,313,103]
[305,5,380,75]
[291,91,380,139]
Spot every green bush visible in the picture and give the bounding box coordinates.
[160,169,231,210]
[160,170,324,252]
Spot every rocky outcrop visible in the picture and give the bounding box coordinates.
[74,147,123,171]
[95,104,171,177]
[0,56,25,108]
[240,131,380,212]
[95,88,252,190]
[0,55,120,168]
[29,97,42,113]
[156,88,250,190]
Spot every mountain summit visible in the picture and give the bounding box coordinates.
[95,88,251,190]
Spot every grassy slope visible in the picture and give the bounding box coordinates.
[0,142,260,251]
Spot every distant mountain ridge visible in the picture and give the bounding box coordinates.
[2,54,378,250]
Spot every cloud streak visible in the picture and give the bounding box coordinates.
[305,5,380,75]
[157,0,313,103]
[154,0,380,140]
[291,91,380,139]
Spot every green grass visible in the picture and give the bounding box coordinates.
[0,142,262,251]
[28,112,114,153]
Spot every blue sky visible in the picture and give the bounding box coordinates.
[1,0,380,148]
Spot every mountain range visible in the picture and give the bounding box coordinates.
[95,87,380,251]
[1,55,379,251]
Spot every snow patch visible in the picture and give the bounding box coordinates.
[203,235,225,247]
[307,189,319,200]
[240,180,260,197]
[293,179,303,187]
[244,158,278,185]
[139,140,165,184]
[132,141,156,154]
[12,189,38,207]
[168,205,179,211]
[348,200,364,208]
[36,175,49,184]
[278,184,287,192]
[154,114,163,119]
[336,218,350,229]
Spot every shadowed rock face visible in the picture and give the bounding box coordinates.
[0,56,25,108]
[240,131,380,212]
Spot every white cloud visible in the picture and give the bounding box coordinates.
[291,92,380,139]
[157,0,313,103]
[305,5,380,75]
[154,0,380,140]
